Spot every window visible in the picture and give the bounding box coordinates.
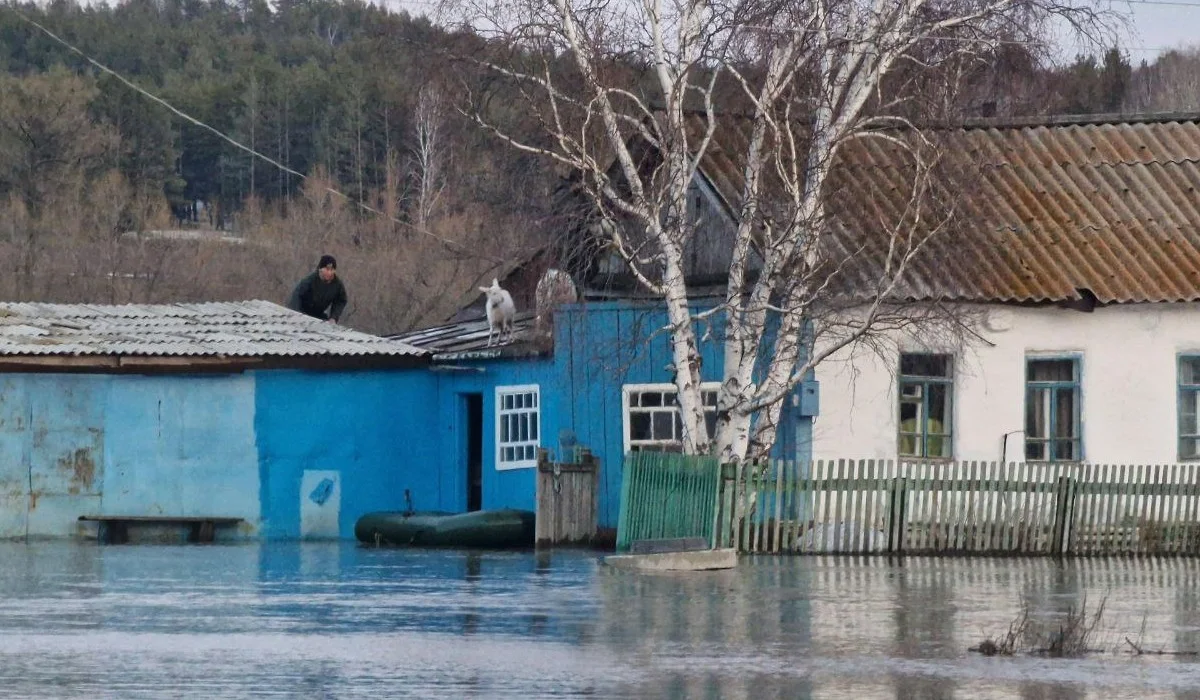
[623,383,720,453]
[898,354,953,459]
[1025,357,1081,462]
[1179,357,1200,460]
[496,385,539,470]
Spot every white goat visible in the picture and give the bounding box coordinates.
[480,278,516,347]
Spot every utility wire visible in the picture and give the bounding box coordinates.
[7,7,499,262]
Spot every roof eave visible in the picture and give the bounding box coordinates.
[0,352,429,374]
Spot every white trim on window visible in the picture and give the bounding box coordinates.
[496,384,540,470]
[621,382,721,454]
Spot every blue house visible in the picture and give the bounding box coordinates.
[0,300,434,541]
[393,296,820,533]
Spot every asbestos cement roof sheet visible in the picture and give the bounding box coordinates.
[0,300,426,357]
[687,112,1200,304]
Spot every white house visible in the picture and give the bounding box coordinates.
[811,113,1200,467]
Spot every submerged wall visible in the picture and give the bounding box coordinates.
[0,368,442,541]
[0,373,260,539]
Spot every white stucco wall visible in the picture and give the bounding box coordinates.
[811,303,1200,465]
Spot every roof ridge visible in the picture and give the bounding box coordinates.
[955,111,1200,130]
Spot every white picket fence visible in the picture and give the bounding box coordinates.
[714,460,1200,555]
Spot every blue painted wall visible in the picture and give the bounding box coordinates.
[428,358,559,517]
[253,369,442,540]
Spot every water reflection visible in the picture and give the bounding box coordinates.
[0,544,1198,698]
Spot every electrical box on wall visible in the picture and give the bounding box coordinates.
[796,380,820,417]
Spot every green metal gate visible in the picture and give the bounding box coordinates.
[615,451,722,551]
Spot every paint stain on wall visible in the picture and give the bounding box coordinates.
[58,448,96,495]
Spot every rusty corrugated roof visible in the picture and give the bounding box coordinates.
[689,113,1200,303]
[0,300,426,357]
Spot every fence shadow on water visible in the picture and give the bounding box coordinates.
[619,456,1200,556]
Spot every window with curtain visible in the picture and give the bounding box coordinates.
[1179,357,1200,460]
[1025,357,1081,462]
[898,354,953,459]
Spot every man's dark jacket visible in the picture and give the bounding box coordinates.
[287,271,348,321]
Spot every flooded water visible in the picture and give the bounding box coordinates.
[1,544,1200,699]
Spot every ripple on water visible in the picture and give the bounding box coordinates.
[0,544,1199,699]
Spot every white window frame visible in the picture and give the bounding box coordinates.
[495,384,540,470]
[622,382,721,454]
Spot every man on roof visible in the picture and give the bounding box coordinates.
[287,255,348,323]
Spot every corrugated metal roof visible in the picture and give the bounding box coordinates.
[688,113,1200,303]
[0,300,426,357]
[390,310,539,358]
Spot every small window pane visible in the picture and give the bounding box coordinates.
[928,384,950,434]
[642,392,663,407]
[1053,387,1077,439]
[501,416,510,442]
[703,391,718,406]
[653,412,673,439]
[1026,440,1047,461]
[504,395,513,410]
[631,413,652,440]
[1183,438,1200,460]
[1028,359,1075,382]
[704,413,717,439]
[1183,391,1199,434]
[530,413,538,441]
[900,354,950,378]
[1183,359,1200,386]
[1026,388,1048,439]
[1053,439,1078,462]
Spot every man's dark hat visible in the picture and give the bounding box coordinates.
[318,255,337,270]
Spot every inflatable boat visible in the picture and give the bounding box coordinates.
[354,508,536,549]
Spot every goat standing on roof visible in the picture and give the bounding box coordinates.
[480,278,515,347]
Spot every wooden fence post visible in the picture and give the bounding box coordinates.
[888,477,908,553]
[1052,475,1076,556]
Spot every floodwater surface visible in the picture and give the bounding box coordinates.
[0,543,1198,699]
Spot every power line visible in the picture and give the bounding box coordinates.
[6,7,498,262]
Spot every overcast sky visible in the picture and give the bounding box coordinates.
[378,0,1194,63]
[1119,2,1200,60]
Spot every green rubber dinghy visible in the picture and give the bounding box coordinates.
[355,509,536,549]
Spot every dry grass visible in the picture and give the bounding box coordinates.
[971,594,1108,658]
[0,168,544,335]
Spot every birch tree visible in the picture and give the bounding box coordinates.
[410,84,449,231]
[445,0,1107,461]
